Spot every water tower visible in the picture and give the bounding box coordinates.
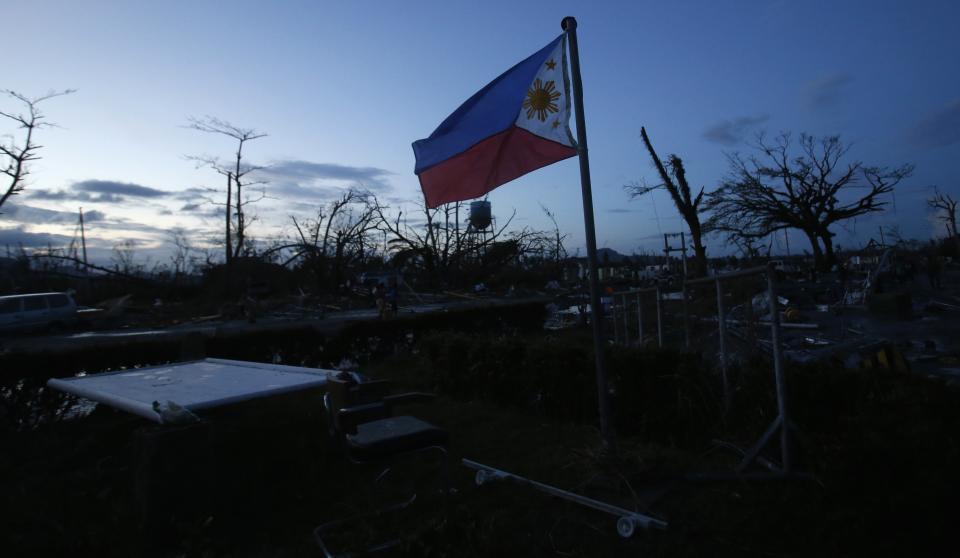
[467,200,492,232]
[464,200,495,258]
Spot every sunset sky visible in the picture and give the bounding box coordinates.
[3,0,958,266]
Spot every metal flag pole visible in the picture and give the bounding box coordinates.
[562,16,617,456]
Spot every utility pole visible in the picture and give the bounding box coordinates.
[79,207,88,266]
[662,232,688,280]
[680,231,687,278]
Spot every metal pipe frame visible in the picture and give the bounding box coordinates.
[463,458,668,538]
[655,286,663,348]
[622,293,630,346]
[716,278,729,409]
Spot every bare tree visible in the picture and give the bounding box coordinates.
[706,133,913,270]
[539,203,568,263]
[186,116,267,264]
[372,197,517,283]
[111,240,139,275]
[265,189,379,287]
[0,89,75,213]
[928,187,958,238]
[168,228,194,277]
[626,127,709,276]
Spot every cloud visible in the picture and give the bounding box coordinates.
[909,99,960,148]
[0,226,73,247]
[804,73,852,109]
[183,205,224,220]
[28,179,169,203]
[74,180,169,198]
[173,187,215,201]
[253,160,396,200]
[2,202,173,243]
[1,203,104,224]
[29,189,123,203]
[703,114,770,145]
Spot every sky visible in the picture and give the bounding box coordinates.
[2,0,959,266]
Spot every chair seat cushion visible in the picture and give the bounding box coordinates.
[346,415,447,459]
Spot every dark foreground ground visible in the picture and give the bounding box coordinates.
[3,323,959,557]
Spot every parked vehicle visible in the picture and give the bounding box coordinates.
[0,292,78,333]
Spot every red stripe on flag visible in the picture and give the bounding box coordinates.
[418,126,577,208]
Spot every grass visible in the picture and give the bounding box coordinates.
[3,326,959,556]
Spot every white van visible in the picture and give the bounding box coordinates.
[0,292,78,333]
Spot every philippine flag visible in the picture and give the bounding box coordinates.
[413,34,578,208]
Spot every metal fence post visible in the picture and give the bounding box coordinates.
[766,266,791,473]
[715,277,729,409]
[616,297,620,345]
[622,294,629,346]
[681,282,690,349]
[655,286,663,348]
[636,292,643,346]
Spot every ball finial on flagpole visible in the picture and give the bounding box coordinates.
[561,16,577,31]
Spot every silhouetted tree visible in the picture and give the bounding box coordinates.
[266,189,379,287]
[372,197,525,286]
[187,116,267,264]
[626,127,709,277]
[928,187,958,238]
[706,133,913,270]
[0,89,74,213]
[539,203,568,263]
[168,228,195,278]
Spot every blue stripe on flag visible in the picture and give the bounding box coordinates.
[412,35,564,175]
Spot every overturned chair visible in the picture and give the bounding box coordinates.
[314,372,449,556]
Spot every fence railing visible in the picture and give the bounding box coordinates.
[609,263,793,473]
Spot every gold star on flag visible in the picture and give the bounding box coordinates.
[545,59,557,70]
[552,120,560,129]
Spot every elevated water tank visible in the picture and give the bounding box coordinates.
[469,200,492,230]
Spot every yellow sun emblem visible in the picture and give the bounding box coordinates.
[523,78,561,122]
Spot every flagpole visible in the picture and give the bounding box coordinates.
[562,16,617,456]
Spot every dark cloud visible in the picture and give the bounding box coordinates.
[703,114,770,145]
[255,160,395,195]
[82,210,107,222]
[2,203,170,242]
[1,203,104,224]
[0,226,73,247]
[271,182,348,202]
[29,189,124,203]
[176,200,223,220]
[28,180,169,203]
[173,187,215,201]
[74,180,169,198]
[804,73,852,109]
[909,99,960,148]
